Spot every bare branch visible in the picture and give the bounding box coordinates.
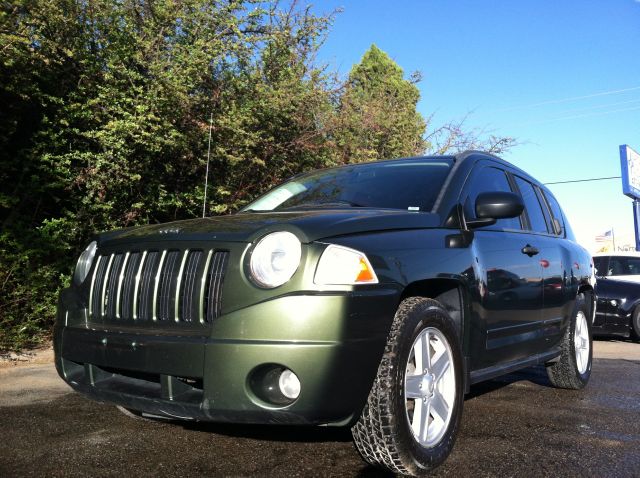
[425,113,520,155]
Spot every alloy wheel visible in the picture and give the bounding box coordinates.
[404,327,456,447]
[574,310,590,374]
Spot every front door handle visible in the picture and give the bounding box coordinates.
[521,244,539,256]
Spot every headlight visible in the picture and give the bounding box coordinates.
[73,241,97,285]
[249,232,302,288]
[314,244,378,285]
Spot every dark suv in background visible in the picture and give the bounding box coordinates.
[55,151,594,475]
[592,253,640,340]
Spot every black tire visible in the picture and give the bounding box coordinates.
[546,293,592,389]
[631,307,640,343]
[351,297,464,476]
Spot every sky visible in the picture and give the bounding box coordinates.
[313,0,640,252]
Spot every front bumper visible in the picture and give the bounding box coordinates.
[55,289,399,426]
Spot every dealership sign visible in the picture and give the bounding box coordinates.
[620,144,640,200]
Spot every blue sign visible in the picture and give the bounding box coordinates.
[620,144,640,200]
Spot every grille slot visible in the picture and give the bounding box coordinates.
[90,256,108,318]
[181,250,204,322]
[119,252,141,320]
[204,251,229,322]
[157,250,181,321]
[137,251,160,321]
[89,248,228,326]
[105,253,124,318]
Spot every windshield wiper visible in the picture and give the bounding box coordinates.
[280,200,367,210]
[240,208,268,213]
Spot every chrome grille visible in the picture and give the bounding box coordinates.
[89,248,229,325]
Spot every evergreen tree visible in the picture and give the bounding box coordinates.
[335,44,427,163]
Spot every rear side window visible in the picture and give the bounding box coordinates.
[542,190,565,236]
[627,257,640,274]
[608,256,640,276]
[514,176,549,234]
[464,167,521,231]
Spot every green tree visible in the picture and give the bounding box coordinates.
[0,0,337,350]
[204,4,338,212]
[0,2,516,352]
[335,44,427,163]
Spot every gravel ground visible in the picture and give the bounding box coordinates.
[0,339,638,477]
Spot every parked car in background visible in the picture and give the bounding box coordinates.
[54,151,594,476]
[593,251,640,282]
[594,275,640,341]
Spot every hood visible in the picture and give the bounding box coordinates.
[99,209,442,245]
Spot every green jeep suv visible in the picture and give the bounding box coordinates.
[55,150,594,475]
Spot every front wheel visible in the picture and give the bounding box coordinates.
[546,293,592,389]
[351,297,464,476]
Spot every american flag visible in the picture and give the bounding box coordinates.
[595,229,613,242]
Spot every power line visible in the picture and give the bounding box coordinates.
[544,176,621,185]
[515,105,640,127]
[552,97,640,116]
[491,85,640,113]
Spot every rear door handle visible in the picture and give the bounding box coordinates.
[521,244,539,256]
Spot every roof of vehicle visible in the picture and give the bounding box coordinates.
[593,251,640,257]
[315,150,503,168]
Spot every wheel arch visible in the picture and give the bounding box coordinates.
[577,285,596,324]
[400,278,467,338]
[399,278,472,395]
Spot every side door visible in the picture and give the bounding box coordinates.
[526,185,570,348]
[595,278,635,333]
[462,164,544,369]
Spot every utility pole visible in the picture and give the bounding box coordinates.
[620,145,640,252]
[634,200,640,251]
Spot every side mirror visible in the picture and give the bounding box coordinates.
[467,192,524,228]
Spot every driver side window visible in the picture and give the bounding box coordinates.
[464,167,522,231]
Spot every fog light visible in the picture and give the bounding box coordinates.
[278,369,301,400]
[248,364,301,406]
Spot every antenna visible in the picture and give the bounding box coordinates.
[202,111,213,218]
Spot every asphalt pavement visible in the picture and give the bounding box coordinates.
[0,339,638,477]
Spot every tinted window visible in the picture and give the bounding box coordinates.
[608,256,640,276]
[514,177,549,233]
[542,191,565,236]
[627,258,640,275]
[464,167,521,231]
[593,257,607,276]
[243,159,453,212]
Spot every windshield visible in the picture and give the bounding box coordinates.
[242,159,454,213]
